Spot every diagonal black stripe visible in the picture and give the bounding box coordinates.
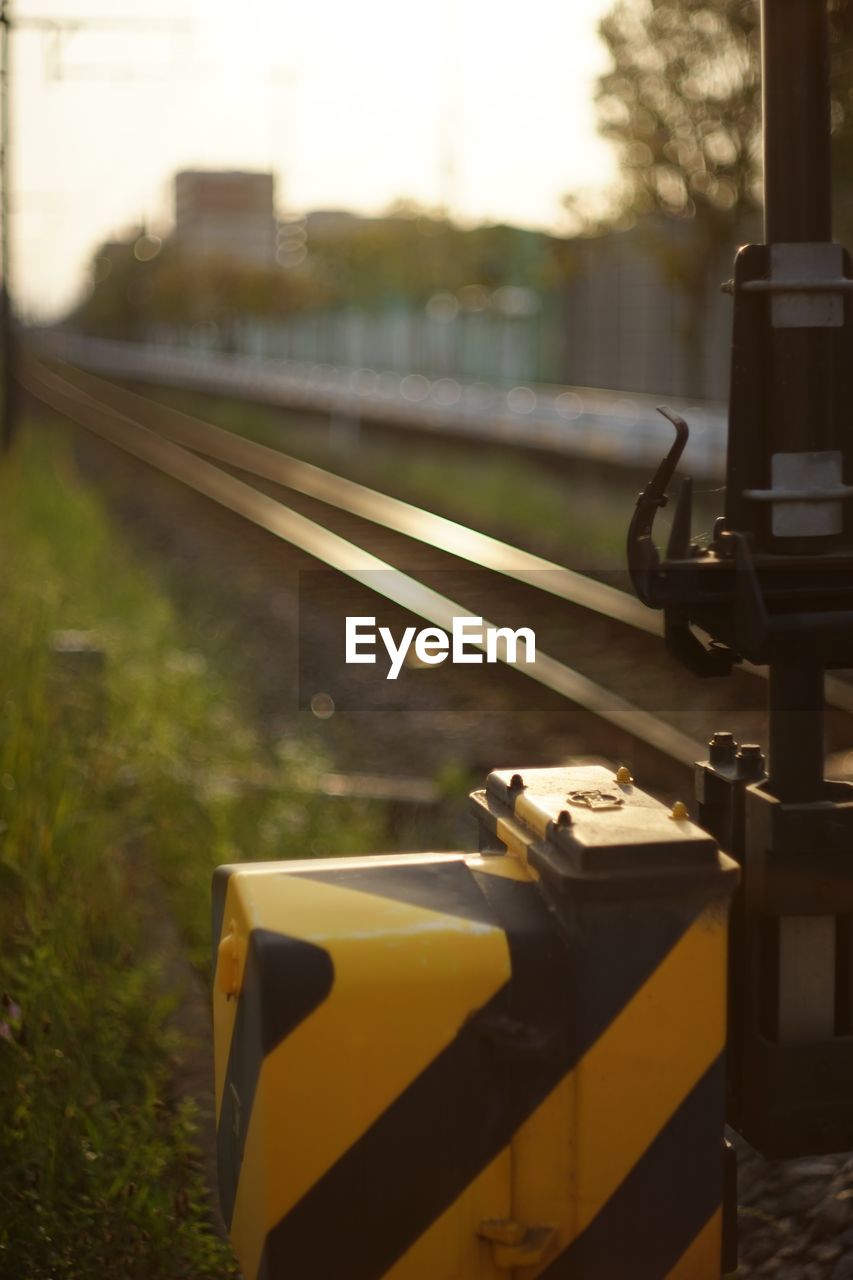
[211,865,235,978]
[293,858,498,925]
[538,1056,725,1280]
[262,874,701,1280]
[472,874,700,1067]
[218,930,334,1229]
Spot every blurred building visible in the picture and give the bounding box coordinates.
[558,220,734,400]
[173,170,278,267]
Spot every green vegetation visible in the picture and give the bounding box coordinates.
[594,0,853,379]
[597,0,853,234]
[73,210,567,343]
[0,422,384,1276]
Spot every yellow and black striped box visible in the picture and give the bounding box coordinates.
[213,765,738,1280]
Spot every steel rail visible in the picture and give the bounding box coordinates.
[37,356,661,634]
[33,330,729,479]
[21,356,704,773]
[35,356,853,720]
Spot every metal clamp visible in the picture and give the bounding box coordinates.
[741,243,847,328]
[744,450,853,536]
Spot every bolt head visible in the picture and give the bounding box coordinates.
[736,744,765,779]
[709,731,736,764]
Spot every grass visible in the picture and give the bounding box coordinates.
[0,420,385,1276]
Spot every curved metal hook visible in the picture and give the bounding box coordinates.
[626,406,690,605]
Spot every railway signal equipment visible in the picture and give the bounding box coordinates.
[213,0,853,1275]
[213,768,736,1278]
[628,0,853,1164]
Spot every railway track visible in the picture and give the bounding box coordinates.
[34,330,729,477]
[23,353,853,1276]
[20,354,853,797]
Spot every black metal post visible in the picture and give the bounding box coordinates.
[762,0,834,459]
[761,0,832,245]
[761,0,833,798]
[767,659,825,802]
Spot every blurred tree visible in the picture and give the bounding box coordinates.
[597,1,761,229]
[70,208,568,342]
[303,208,561,308]
[72,236,329,341]
[594,0,853,390]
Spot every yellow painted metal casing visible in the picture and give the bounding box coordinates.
[212,764,738,1280]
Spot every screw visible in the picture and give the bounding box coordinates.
[616,765,633,785]
[509,773,525,792]
[557,809,572,827]
[670,800,689,821]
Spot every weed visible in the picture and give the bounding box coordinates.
[0,422,383,1275]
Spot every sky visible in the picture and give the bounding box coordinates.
[16,0,618,320]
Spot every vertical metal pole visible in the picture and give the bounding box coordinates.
[767,660,825,802]
[761,0,832,245]
[761,0,833,458]
[760,0,832,799]
[0,0,14,453]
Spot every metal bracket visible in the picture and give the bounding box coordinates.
[743,242,847,328]
[477,1219,557,1269]
[663,614,738,678]
[626,406,689,606]
[744,450,853,537]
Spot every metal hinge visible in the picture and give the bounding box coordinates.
[478,1218,557,1269]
